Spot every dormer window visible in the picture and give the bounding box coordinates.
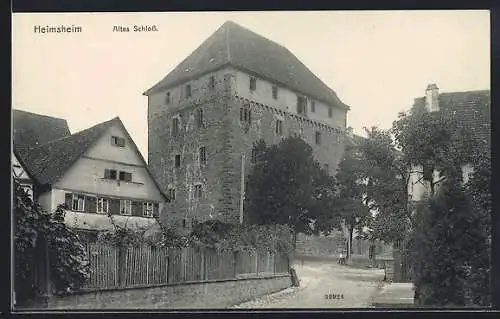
[250,77,256,92]
[111,136,125,147]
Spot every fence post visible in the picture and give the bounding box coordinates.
[200,249,205,281]
[255,251,259,276]
[117,244,125,287]
[273,253,276,274]
[233,250,238,278]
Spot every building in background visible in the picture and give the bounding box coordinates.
[145,21,350,230]
[13,110,168,238]
[407,84,490,204]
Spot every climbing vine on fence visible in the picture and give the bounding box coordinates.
[13,182,90,300]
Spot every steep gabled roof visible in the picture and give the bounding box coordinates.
[144,21,349,110]
[13,109,71,155]
[413,90,490,146]
[23,117,117,186]
[21,117,168,200]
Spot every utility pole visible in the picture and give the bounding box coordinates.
[239,153,245,224]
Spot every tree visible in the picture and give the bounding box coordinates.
[14,181,90,302]
[245,137,339,249]
[334,140,371,259]
[411,178,489,307]
[357,127,413,244]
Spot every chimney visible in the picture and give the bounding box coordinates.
[425,83,439,112]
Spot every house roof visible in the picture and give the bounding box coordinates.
[21,117,169,201]
[143,21,349,110]
[13,109,71,155]
[413,89,490,147]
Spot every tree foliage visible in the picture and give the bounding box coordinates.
[14,182,90,300]
[411,177,490,307]
[244,137,339,246]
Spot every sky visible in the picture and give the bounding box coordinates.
[12,11,490,160]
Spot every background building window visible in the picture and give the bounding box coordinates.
[251,148,257,163]
[175,154,181,167]
[328,107,333,118]
[119,171,132,182]
[120,199,132,215]
[165,92,170,104]
[311,100,316,113]
[249,77,256,91]
[97,198,109,213]
[111,136,125,147]
[272,86,278,100]
[72,194,85,212]
[199,146,207,164]
[315,131,321,145]
[185,84,192,97]
[104,169,117,180]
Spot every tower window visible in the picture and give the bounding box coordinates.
[175,154,181,167]
[272,86,278,100]
[199,146,207,164]
[249,77,256,91]
[209,76,215,89]
[275,119,283,136]
[297,96,307,115]
[315,131,321,145]
[194,184,202,199]
[168,188,176,201]
[172,118,179,136]
[196,108,204,128]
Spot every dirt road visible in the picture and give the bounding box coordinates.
[232,260,385,308]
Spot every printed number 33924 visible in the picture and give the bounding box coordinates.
[325,294,344,300]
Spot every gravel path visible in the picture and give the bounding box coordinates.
[231,260,385,308]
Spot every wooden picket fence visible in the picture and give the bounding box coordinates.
[82,242,290,290]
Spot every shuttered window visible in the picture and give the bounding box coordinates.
[196,108,204,128]
[86,196,97,213]
[104,169,117,180]
[119,171,132,182]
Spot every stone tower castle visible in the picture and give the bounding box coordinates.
[144,21,350,229]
